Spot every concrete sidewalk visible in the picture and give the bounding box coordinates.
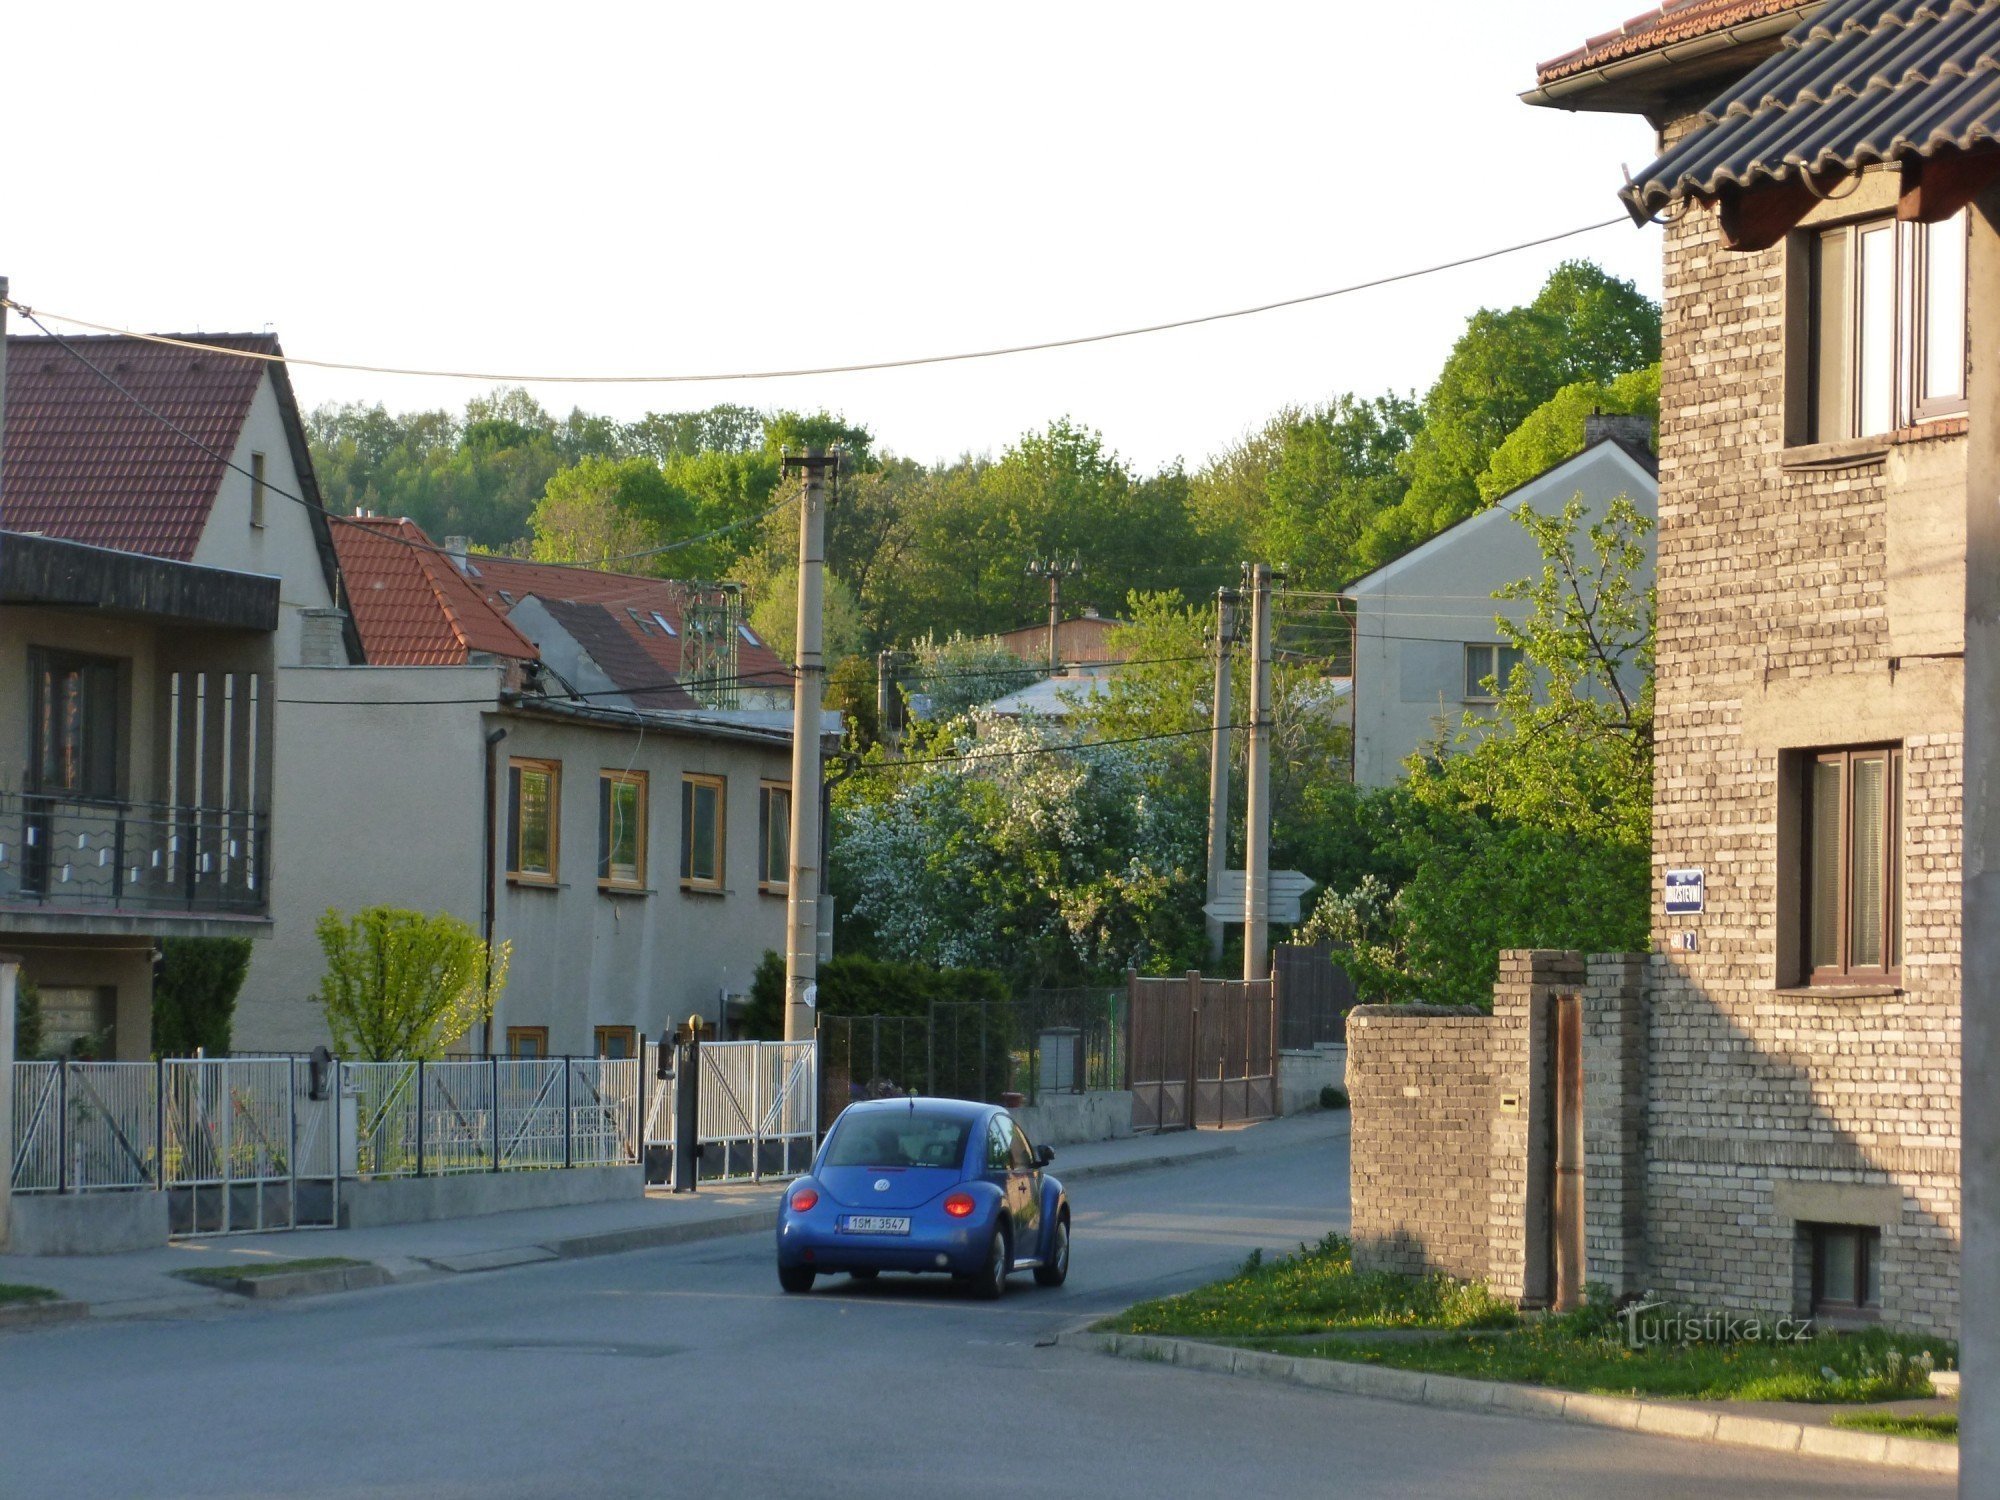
[0,1107,1348,1324]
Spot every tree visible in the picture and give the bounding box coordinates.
[904,631,1042,721]
[1477,365,1659,503]
[13,975,43,1060]
[1299,492,1655,1006]
[826,654,880,749]
[832,715,1206,987]
[151,938,253,1056]
[528,456,674,565]
[1195,395,1422,591]
[313,907,510,1061]
[1353,262,1659,576]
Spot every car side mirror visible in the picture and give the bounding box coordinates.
[1036,1144,1055,1167]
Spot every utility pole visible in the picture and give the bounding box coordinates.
[1205,587,1238,964]
[876,649,902,758]
[1243,563,1274,983]
[1025,556,1082,673]
[781,448,838,1044]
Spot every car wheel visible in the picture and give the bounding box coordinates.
[1034,1213,1070,1288]
[849,1267,879,1281]
[778,1264,816,1294]
[972,1225,1010,1300]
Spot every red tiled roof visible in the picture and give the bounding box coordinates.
[465,554,792,689]
[1537,0,1812,82]
[1,333,275,561]
[331,517,538,667]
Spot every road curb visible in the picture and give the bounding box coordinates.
[1061,1144,1241,1183]
[538,1205,775,1261]
[0,1298,87,1332]
[1066,1330,1957,1477]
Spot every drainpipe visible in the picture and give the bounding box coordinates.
[0,954,16,1252]
[482,725,508,1056]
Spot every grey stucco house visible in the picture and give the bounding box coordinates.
[1343,419,1657,787]
[234,516,830,1057]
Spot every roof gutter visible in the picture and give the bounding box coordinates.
[1521,5,1817,110]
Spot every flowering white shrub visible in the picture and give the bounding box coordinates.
[835,712,1205,983]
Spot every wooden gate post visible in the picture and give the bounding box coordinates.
[1176,976,1192,1128]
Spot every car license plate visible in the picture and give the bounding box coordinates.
[840,1215,911,1236]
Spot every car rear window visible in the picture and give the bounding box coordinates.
[825,1112,972,1170]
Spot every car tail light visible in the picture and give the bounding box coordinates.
[790,1188,819,1212]
[943,1192,975,1218]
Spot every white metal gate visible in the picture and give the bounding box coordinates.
[164,1057,338,1236]
[641,1039,816,1182]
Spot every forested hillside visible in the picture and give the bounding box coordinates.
[306,259,1660,655]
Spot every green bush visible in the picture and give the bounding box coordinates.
[13,975,43,1060]
[739,950,1009,1039]
[152,938,254,1056]
[1319,1085,1348,1110]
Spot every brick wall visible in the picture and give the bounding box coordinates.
[1348,952,1595,1299]
[1347,1004,1499,1283]
[1647,175,1963,1337]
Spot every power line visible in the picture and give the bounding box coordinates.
[276,649,1219,708]
[0,217,1629,387]
[851,720,1249,776]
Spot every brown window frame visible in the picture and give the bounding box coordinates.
[505,1025,549,1059]
[594,1024,637,1060]
[597,769,649,890]
[1805,211,1968,441]
[1802,745,1903,986]
[507,757,561,885]
[1807,1222,1881,1318]
[758,781,791,893]
[680,773,726,892]
[249,451,268,529]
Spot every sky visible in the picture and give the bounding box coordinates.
[5,1,1665,475]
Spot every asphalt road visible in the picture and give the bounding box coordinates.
[0,1132,1950,1499]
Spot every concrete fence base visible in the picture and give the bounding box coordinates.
[1278,1046,1347,1114]
[337,1166,643,1229]
[8,1191,172,1255]
[1010,1091,1133,1147]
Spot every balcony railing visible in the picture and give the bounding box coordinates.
[0,790,268,916]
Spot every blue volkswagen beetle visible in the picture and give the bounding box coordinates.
[775,1097,1069,1298]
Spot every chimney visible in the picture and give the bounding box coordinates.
[443,535,471,572]
[299,608,351,666]
[1583,410,1653,455]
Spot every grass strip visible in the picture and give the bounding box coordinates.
[0,1284,61,1306]
[174,1257,366,1287]
[1104,1234,1957,1404]
[1101,1234,1517,1339]
[1829,1410,1958,1442]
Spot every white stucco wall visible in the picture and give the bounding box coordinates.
[188,374,337,667]
[1345,441,1657,788]
[234,666,798,1057]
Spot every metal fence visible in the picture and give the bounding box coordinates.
[817,990,1126,1128]
[10,1054,644,1236]
[640,1039,816,1183]
[345,1057,642,1178]
[1127,970,1278,1131]
[1272,943,1356,1049]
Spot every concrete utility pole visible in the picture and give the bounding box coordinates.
[1243,563,1274,983]
[1205,587,1239,964]
[1025,556,1082,672]
[876,648,902,758]
[781,448,838,1044]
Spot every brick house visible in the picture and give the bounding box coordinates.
[1513,0,1997,1337]
[1342,1,2000,1344]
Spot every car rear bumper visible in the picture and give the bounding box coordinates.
[777,1210,995,1276]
